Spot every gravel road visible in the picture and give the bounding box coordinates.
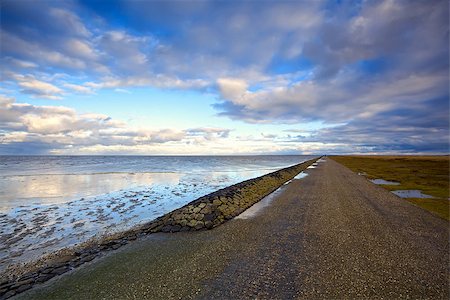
[16,158,449,299]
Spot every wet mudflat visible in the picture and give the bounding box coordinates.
[16,159,448,299]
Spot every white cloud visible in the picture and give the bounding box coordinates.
[86,75,209,90]
[63,83,94,94]
[217,78,248,102]
[0,96,238,154]
[114,88,131,94]
[15,75,64,100]
[64,39,98,60]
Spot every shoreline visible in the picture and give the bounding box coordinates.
[0,157,319,299]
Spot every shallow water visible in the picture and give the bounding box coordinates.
[0,155,315,272]
[370,179,400,185]
[392,190,434,199]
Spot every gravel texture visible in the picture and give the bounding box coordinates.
[14,158,449,299]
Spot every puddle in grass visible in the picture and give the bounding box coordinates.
[371,179,400,185]
[392,190,434,199]
[235,186,286,220]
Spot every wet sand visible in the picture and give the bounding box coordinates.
[16,158,448,299]
[0,170,269,275]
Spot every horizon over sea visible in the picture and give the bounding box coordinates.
[0,155,316,274]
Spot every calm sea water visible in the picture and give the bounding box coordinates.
[0,155,315,272]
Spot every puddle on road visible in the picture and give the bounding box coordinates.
[392,190,434,199]
[236,160,322,220]
[294,172,308,179]
[371,179,400,185]
[235,186,286,220]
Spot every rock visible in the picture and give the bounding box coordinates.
[171,225,181,232]
[179,219,188,227]
[0,278,9,286]
[17,273,38,281]
[0,283,14,291]
[195,213,204,221]
[161,225,172,233]
[126,235,137,241]
[204,213,215,222]
[187,219,197,227]
[150,225,163,233]
[40,267,53,274]
[11,278,34,289]
[36,273,55,283]
[212,199,222,206]
[16,284,32,293]
[194,221,204,230]
[111,243,121,250]
[198,203,206,209]
[80,255,95,263]
[3,290,16,299]
[200,205,212,214]
[204,221,213,229]
[52,266,69,275]
[180,226,190,232]
[193,207,201,213]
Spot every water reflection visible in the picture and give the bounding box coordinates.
[370,179,400,185]
[392,190,434,199]
[0,172,181,211]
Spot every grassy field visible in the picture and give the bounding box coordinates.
[331,155,449,220]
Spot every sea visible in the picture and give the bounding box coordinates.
[0,155,315,273]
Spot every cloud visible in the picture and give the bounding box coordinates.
[86,75,209,90]
[186,127,231,140]
[217,78,248,103]
[114,88,131,94]
[14,75,64,99]
[63,83,94,94]
[0,96,235,154]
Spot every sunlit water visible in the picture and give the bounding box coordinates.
[0,155,315,272]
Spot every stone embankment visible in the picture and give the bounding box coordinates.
[0,158,318,299]
[150,157,318,232]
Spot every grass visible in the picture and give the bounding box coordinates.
[331,155,449,220]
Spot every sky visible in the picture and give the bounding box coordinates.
[0,0,448,155]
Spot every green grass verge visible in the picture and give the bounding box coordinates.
[331,155,449,220]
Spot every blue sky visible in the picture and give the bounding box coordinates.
[0,0,448,155]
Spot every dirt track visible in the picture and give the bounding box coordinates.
[17,158,449,299]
